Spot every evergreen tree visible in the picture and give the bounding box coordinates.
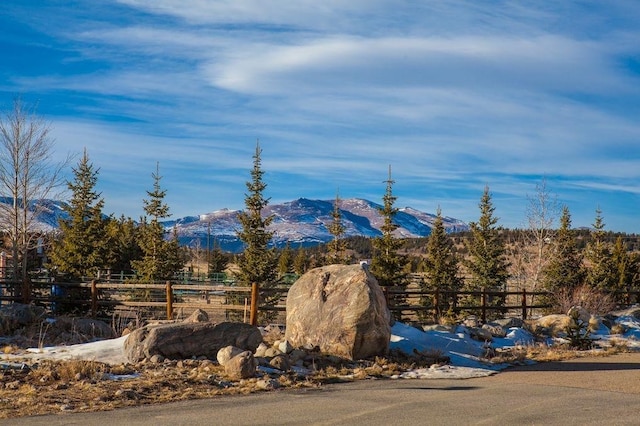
[293,246,307,275]
[234,142,278,322]
[611,236,634,304]
[369,166,408,319]
[207,238,229,278]
[584,208,616,292]
[422,207,462,315]
[278,242,293,276]
[463,186,510,316]
[104,215,142,276]
[131,163,185,281]
[235,142,278,287]
[49,149,107,280]
[326,192,349,264]
[540,206,584,300]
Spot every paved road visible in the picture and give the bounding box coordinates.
[9,353,640,426]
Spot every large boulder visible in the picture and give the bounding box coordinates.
[124,321,262,363]
[285,264,391,360]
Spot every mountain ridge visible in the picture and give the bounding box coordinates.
[0,197,469,253]
[166,197,468,252]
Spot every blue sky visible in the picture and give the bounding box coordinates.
[2,1,640,232]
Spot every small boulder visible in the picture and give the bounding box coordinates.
[469,327,493,342]
[254,342,269,357]
[217,346,245,366]
[269,354,290,371]
[224,351,256,380]
[0,303,46,331]
[533,314,571,337]
[183,309,209,323]
[482,322,507,338]
[278,340,293,354]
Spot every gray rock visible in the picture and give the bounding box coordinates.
[285,264,391,360]
[491,317,524,329]
[264,347,282,357]
[124,321,262,363]
[269,354,290,371]
[0,303,46,330]
[217,346,245,366]
[278,340,293,354]
[533,314,571,337]
[422,324,456,333]
[224,351,256,380]
[183,309,209,323]
[462,316,479,328]
[469,327,493,342]
[289,349,307,364]
[482,322,507,338]
[254,342,269,357]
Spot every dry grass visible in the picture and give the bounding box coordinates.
[1,341,635,419]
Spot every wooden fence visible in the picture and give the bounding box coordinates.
[1,279,639,325]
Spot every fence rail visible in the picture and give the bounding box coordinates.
[1,279,639,325]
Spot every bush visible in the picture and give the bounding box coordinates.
[552,284,616,315]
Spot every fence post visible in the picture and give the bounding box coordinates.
[22,278,31,304]
[433,288,440,318]
[166,281,173,320]
[249,282,259,326]
[521,288,527,320]
[91,280,97,318]
[481,287,487,323]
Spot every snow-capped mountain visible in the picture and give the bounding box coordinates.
[0,197,468,252]
[0,197,69,232]
[168,198,468,252]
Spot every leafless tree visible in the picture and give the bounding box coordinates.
[0,98,69,291]
[509,177,560,292]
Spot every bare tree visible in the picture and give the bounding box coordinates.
[509,178,560,292]
[0,98,69,292]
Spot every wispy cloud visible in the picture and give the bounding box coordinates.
[2,1,640,231]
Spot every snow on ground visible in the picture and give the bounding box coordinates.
[3,310,639,380]
[389,322,535,379]
[7,335,129,365]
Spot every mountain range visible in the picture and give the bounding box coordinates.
[1,197,469,253]
[164,198,468,252]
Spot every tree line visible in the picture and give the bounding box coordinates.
[1,99,638,321]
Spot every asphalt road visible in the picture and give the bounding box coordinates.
[9,353,640,426]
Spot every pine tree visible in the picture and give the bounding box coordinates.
[540,206,584,299]
[611,236,634,304]
[49,149,107,281]
[584,208,616,292]
[463,186,510,316]
[422,207,462,316]
[293,246,307,275]
[207,238,229,278]
[235,142,278,287]
[131,163,185,282]
[278,242,293,276]
[369,166,408,319]
[235,142,279,321]
[326,192,349,264]
[104,215,142,276]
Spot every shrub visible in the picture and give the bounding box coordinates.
[552,284,616,315]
